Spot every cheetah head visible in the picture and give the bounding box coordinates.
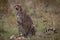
[15,4,22,11]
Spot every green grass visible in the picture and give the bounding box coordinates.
[3,27,18,40]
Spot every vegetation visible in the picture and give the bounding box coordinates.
[0,0,60,40]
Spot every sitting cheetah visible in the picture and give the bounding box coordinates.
[15,4,36,37]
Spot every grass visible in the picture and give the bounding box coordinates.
[3,27,18,40]
[2,9,56,40]
[0,0,60,40]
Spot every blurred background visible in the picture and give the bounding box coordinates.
[0,0,60,40]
